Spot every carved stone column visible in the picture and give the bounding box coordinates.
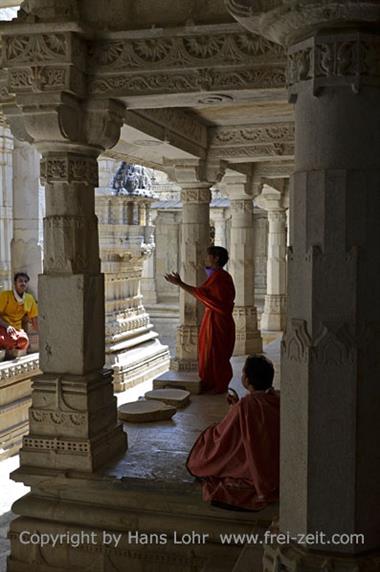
[0,123,13,290]
[255,184,288,331]
[141,210,158,305]
[154,160,214,393]
[223,171,263,356]
[11,139,43,299]
[174,184,210,369]
[2,26,127,475]
[230,197,262,355]
[211,208,227,249]
[228,1,380,568]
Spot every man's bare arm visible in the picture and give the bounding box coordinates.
[31,317,39,332]
[164,272,196,296]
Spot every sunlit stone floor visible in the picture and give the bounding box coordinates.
[0,319,281,572]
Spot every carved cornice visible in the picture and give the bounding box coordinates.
[210,123,294,146]
[89,66,286,97]
[209,122,294,160]
[209,142,294,160]
[88,29,285,71]
[2,32,86,99]
[288,32,380,99]
[86,26,286,97]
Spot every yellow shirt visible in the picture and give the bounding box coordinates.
[0,290,38,331]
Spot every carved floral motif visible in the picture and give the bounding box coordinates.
[88,32,285,70]
[89,67,286,95]
[288,32,380,95]
[5,34,67,64]
[210,124,294,146]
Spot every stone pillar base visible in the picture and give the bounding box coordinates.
[174,325,199,365]
[233,306,263,356]
[261,294,287,332]
[263,539,380,572]
[20,370,127,472]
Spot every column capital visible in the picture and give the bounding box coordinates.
[1,26,125,153]
[255,180,288,211]
[230,197,253,214]
[226,1,380,47]
[163,158,227,189]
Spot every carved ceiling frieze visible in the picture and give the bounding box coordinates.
[208,123,294,160]
[210,123,294,146]
[88,30,285,71]
[87,27,286,97]
[89,66,286,97]
[208,142,294,160]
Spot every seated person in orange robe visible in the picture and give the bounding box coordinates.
[186,355,280,511]
[165,246,235,393]
[0,272,39,353]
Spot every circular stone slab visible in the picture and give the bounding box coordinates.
[118,400,176,423]
[144,388,191,409]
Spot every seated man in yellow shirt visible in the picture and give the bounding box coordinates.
[0,272,38,354]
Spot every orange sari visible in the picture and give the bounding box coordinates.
[193,269,235,393]
[187,390,280,510]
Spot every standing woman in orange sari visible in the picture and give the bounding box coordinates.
[165,246,235,394]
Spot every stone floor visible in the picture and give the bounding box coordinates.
[0,317,282,572]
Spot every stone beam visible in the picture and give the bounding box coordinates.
[124,109,208,159]
[87,24,286,103]
[208,122,294,162]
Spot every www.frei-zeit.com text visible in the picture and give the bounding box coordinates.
[18,530,365,549]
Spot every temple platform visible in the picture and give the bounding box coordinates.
[1,336,282,572]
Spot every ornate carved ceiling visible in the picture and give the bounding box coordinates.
[0,0,294,172]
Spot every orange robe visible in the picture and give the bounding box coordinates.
[193,269,235,393]
[187,390,280,510]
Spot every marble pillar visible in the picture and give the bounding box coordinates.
[11,138,42,299]
[141,210,158,305]
[211,208,227,249]
[229,197,263,355]
[227,1,380,568]
[172,183,210,371]
[154,161,213,393]
[256,186,287,331]
[0,124,13,291]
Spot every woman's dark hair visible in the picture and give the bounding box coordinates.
[244,354,274,391]
[14,272,30,282]
[207,246,229,267]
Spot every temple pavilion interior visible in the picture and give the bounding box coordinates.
[0,1,379,571]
